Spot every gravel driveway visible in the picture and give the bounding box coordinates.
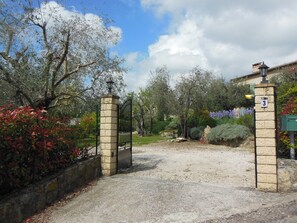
[123,141,255,188]
[44,141,297,222]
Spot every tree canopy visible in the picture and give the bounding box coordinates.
[130,65,253,137]
[0,0,125,110]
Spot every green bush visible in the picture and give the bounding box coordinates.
[215,117,237,126]
[196,115,217,128]
[235,114,254,133]
[165,117,180,130]
[188,110,217,128]
[207,124,250,147]
[152,120,170,134]
[79,112,98,136]
[189,127,204,140]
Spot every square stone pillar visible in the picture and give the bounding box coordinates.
[255,84,278,192]
[100,94,119,176]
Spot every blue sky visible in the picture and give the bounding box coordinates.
[24,1,297,91]
[66,0,170,55]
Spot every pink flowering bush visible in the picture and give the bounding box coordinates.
[278,97,297,158]
[0,106,81,195]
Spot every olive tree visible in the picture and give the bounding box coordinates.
[0,1,125,110]
[172,67,213,138]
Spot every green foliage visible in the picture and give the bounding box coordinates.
[215,117,237,126]
[278,86,297,107]
[187,110,216,138]
[0,106,81,195]
[147,67,172,121]
[166,117,180,130]
[79,112,97,137]
[207,79,253,111]
[235,114,254,133]
[152,120,170,134]
[195,110,217,128]
[207,124,250,147]
[189,127,204,140]
[278,97,297,157]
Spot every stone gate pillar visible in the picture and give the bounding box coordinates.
[100,94,119,176]
[255,83,278,192]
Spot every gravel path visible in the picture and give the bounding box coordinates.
[29,141,297,223]
[123,141,255,188]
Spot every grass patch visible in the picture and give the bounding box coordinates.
[132,134,166,146]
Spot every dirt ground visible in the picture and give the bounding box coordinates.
[123,141,255,188]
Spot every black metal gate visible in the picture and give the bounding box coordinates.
[117,98,133,171]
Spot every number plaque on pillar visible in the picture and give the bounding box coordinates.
[260,97,268,108]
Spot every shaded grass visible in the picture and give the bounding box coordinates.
[132,134,166,146]
[77,134,166,147]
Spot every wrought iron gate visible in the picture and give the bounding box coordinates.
[117,98,133,171]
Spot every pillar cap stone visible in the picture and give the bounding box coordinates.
[101,93,120,99]
[255,83,276,88]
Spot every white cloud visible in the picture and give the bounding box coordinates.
[125,0,297,91]
[30,1,122,46]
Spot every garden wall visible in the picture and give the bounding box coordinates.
[0,155,101,223]
[278,159,297,192]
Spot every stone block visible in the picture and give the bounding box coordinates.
[100,136,117,143]
[257,155,277,165]
[101,156,117,163]
[257,164,277,174]
[100,110,114,117]
[257,147,276,156]
[257,182,277,192]
[19,193,37,220]
[101,117,118,125]
[45,179,58,192]
[255,103,275,112]
[100,128,118,137]
[256,129,276,138]
[101,161,117,170]
[101,96,119,104]
[104,129,118,137]
[255,112,275,121]
[258,173,277,184]
[254,86,275,95]
[256,120,276,129]
[101,104,118,111]
[255,95,275,104]
[46,190,58,205]
[102,169,117,176]
[100,148,117,157]
[100,123,118,131]
[35,192,46,212]
[256,138,276,147]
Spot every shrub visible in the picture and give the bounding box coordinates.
[165,117,180,130]
[79,112,97,136]
[0,106,81,195]
[187,110,217,128]
[235,114,254,133]
[152,120,170,134]
[189,127,204,140]
[207,123,250,147]
[278,97,297,158]
[210,108,254,127]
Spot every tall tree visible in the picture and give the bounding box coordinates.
[208,79,252,111]
[146,67,171,121]
[172,67,213,138]
[0,1,125,110]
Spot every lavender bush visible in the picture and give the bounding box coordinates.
[209,108,253,119]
